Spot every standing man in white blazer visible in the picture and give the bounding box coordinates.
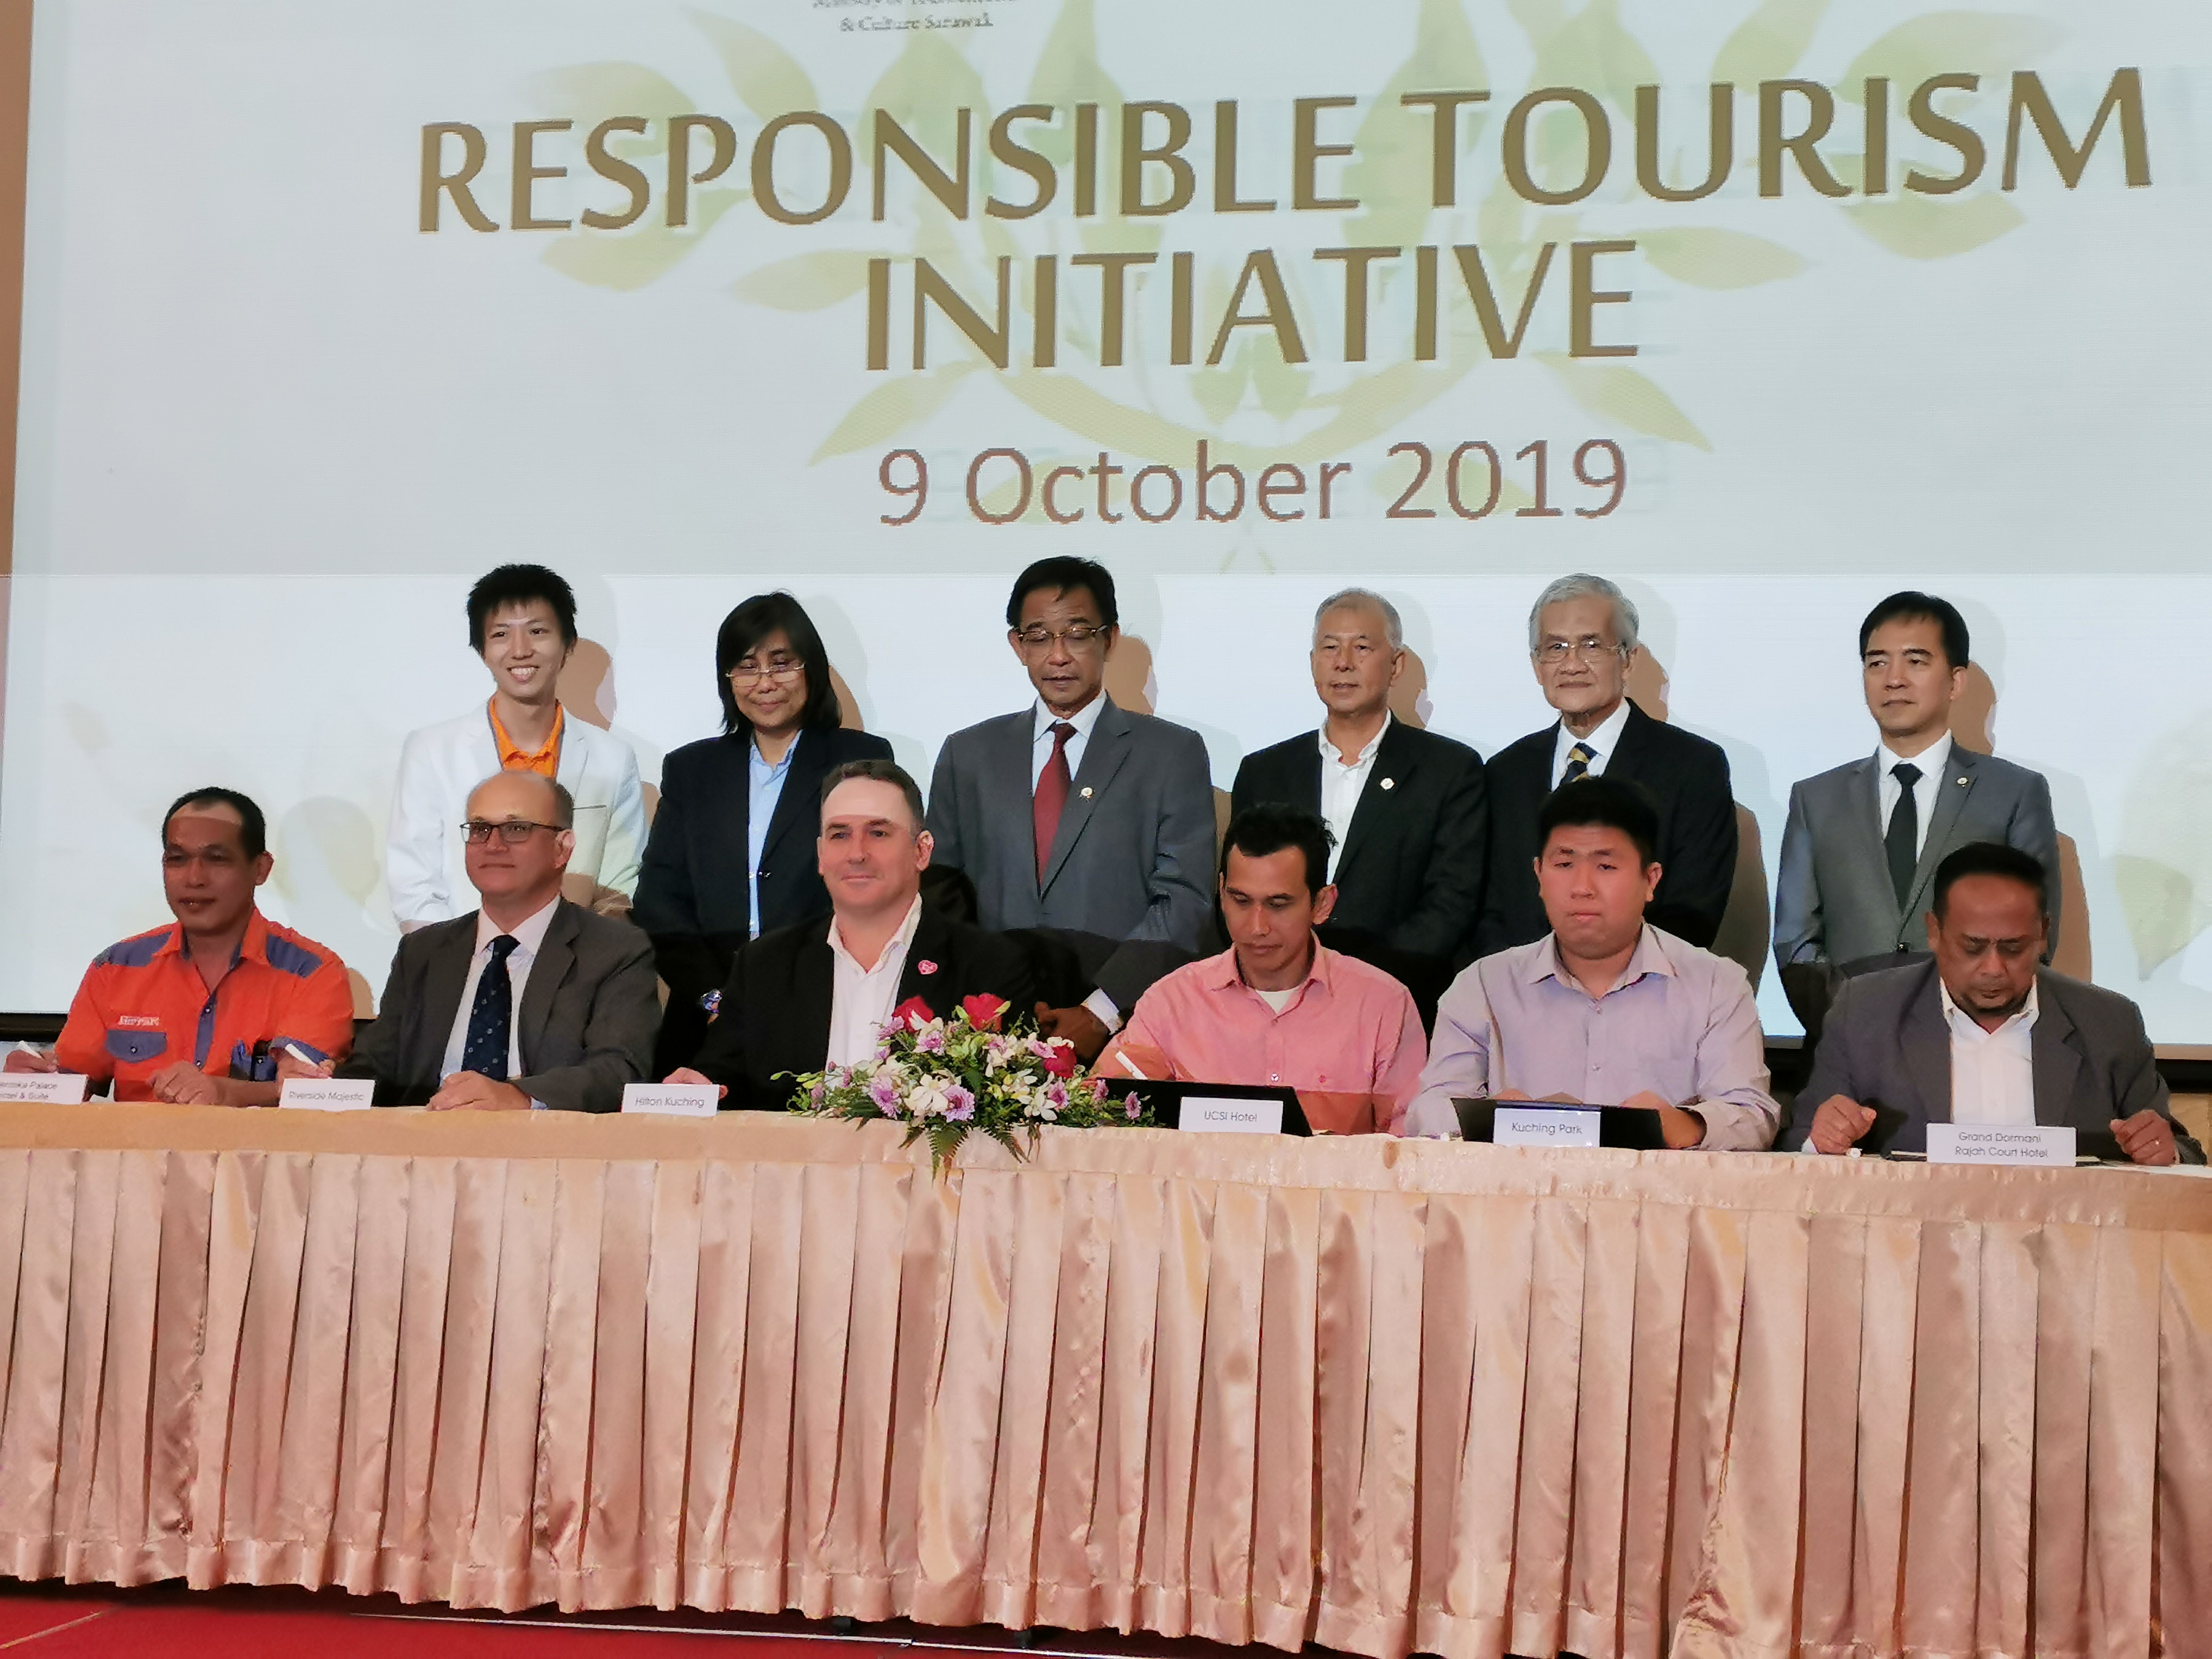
[386,565,648,930]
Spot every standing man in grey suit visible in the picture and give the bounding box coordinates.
[1785,843,2197,1164]
[927,557,1216,1062]
[336,770,659,1110]
[1774,591,2059,1036]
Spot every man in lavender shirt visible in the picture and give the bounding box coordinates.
[1403,778,1779,1148]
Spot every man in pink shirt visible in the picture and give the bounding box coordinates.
[1097,803,1428,1131]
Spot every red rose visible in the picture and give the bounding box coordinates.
[1038,1040,1078,1078]
[891,996,935,1031]
[960,994,1008,1032]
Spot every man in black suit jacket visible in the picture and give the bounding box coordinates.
[674,759,1034,1110]
[1477,574,1736,954]
[1232,589,1484,1017]
[1783,843,2200,1164]
[340,771,660,1111]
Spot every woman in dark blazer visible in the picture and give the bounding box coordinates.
[634,593,891,1071]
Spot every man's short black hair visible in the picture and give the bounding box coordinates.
[1858,590,1969,670]
[468,563,579,651]
[1006,557,1118,631]
[1538,777,1660,868]
[162,788,267,860]
[1221,802,1335,897]
[820,757,926,832]
[1932,841,2049,922]
[714,591,843,737]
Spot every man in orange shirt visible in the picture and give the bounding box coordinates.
[3,789,356,1104]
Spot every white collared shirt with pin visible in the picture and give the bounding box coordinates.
[826,894,926,1068]
[1875,730,1954,856]
[1318,713,1392,880]
[1941,974,2038,1127]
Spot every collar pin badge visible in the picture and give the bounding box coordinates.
[1379,777,1395,791]
[1080,786,1094,799]
[917,959,939,976]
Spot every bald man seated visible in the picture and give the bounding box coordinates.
[329,771,660,1111]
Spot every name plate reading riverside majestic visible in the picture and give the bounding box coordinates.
[279,1079,375,1112]
[1493,1105,1604,1148]
[1181,1096,1285,1136]
[1925,1124,2077,1167]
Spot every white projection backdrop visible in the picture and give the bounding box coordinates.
[5,0,2211,1041]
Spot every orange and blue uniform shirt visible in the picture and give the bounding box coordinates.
[52,910,355,1101]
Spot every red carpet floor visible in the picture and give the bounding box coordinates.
[0,1583,1274,1658]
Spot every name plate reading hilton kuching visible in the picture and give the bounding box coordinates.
[621,1082,722,1118]
[279,1077,374,1111]
[1925,1123,2077,1166]
[1493,1105,1603,1148]
[2,1073,90,1105]
[1180,1096,1285,1135]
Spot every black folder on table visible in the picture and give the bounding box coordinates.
[1121,1081,1312,1137]
[1452,1097,1668,1150]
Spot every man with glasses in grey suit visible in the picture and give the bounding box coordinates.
[1774,591,2060,1039]
[926,558,1216,1062]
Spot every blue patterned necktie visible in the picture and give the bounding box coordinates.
[1561,741,1597,785]
[460,935,520,1080]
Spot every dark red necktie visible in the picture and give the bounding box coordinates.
[1033,720,1075,884]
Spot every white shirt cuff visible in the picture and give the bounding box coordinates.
[1081,988,1122,1031]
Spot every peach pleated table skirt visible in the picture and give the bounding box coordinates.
[0,1104,2205,1659]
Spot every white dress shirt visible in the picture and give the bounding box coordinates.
[1549,699,1633,786]
[1030,693,1107,788]
[1940,975,2038,1126]
[1875,731,1952,857]
[1318,714,1390,880]
[440,896,561,1084]
[826,894,925,1068]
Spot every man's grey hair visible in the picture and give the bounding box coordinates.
[467,770,575,828]
[1313,587,1404,651]
[1527,573,1640,655]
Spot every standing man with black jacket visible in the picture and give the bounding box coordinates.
[1476,574,1737,956]
[1232,588,1486,1021]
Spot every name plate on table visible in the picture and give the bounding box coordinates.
[280,1078,373,1111]
[622,1082,721,1118]
[3,1073,89,1104]
[1492,1105,1603,1148]
[1180,1095,1285,1135]
[1926,1123,2076,1167]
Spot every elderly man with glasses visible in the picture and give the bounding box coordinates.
[925,557,1216,1061]
[1474,573,1738,957]
[325,770,659,1110]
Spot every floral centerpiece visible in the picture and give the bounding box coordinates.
[789,993,1153,1169]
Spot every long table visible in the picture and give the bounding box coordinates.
[0,1104,2204,1659]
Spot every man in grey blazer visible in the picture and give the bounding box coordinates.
[338,771,659,1111]
[927,557,1216,1061]
[1774,591,2059,1036]
[1783,843,2198,1164]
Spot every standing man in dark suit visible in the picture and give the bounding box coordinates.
[926,558,1215,1062]
[1772,591,2060,1037]
[1785,843,2197,1164]
[338,770,660,1111]
[634,592,892,1073]
[670,760,1034,1110]
[1476,574,1737,955]
[1231,588,1486,1016]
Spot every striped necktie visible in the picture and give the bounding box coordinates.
[1561,741,1597,785]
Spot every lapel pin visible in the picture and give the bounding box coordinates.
[1080,786,1094,799]
[1379,777,1395,791]
[1956,777,1969,787]
[917,959,939,976]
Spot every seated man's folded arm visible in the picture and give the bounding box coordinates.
[1401,970,1493,1138]
[1684,970,1781,1151]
